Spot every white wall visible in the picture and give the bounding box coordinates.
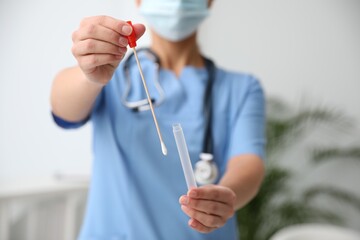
[0,0,144,183]
[200,0,360,122]
[1,0,359,231]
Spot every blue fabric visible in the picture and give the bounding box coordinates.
[52,112,89,129]
[53,51,266,240]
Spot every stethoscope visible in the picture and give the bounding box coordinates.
[122,48,219,185]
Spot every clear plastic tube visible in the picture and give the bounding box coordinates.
[173,123,197,190]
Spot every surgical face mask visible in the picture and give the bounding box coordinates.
[139,0,209,42]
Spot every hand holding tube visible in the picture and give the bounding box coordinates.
[179,185,236,233]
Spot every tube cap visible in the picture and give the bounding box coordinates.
[126,21,137,48]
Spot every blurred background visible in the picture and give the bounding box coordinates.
[0,0,359,239]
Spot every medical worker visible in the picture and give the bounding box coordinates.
[51,0,266,239]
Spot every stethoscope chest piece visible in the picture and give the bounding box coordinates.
[195,153,218,185]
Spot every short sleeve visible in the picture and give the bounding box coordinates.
[227,76,266,160]
[51,112,89,129]
[51,89,104,129]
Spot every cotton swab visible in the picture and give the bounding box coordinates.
[126,21,168,156]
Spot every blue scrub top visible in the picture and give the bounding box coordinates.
[53,51,266,240]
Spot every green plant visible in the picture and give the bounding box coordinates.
[237,97,360,240]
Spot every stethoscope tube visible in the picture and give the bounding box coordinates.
[122,48,165,112]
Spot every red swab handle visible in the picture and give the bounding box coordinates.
[126,21,137,48]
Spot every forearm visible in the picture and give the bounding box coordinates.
[219,154,265,210]
[50,66,104,122]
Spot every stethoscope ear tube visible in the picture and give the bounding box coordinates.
[121,48,164,112]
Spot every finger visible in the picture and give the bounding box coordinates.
[93,17,146,41]
[79,16,145,39]
[179,195,234,218]
[181,205,225,228]
[73,23,146,48]
[188,185,236,205]
[73,24,123,47]
[80,16,130,35]
[188,218,217,234]
[132,23,146,40]
[77,54,123,72]
[94,18,146,40]
[72,39,127,56]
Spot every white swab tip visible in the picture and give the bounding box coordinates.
[161,142,168,156]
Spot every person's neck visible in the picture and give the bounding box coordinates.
[150,32,204,76]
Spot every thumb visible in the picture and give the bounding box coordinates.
[132,23,146,41]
